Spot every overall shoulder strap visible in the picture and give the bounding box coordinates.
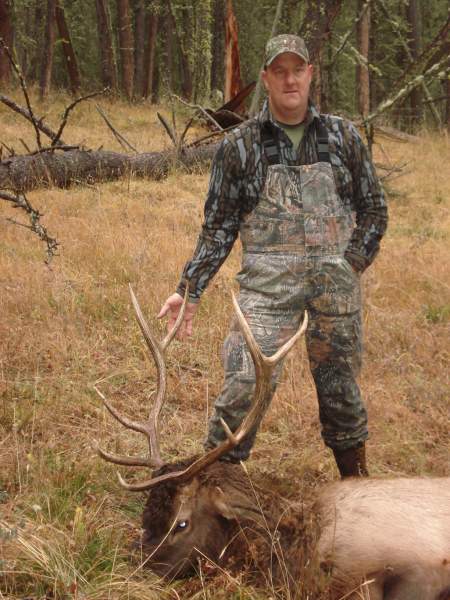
[261,123,280,166]
[316,117,331,163]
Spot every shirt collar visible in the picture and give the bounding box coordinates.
[259,98,320,130]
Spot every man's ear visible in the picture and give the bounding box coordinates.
[261,69,268,91]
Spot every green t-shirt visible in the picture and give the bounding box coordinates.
[276,120,305,150]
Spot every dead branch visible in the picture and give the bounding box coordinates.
[172,94,224,131]
[177,116,196,157]
[0,94,66,146]
[0,143,220,192]
[329,0,372,67]
[157,112,178,146]
[52,90,108,147]
[186,124,237,148]
[377,0,442,127]
[0,38,42,149]
[0,189,58,262]
[364,56,450,126]
[96,105,138,152]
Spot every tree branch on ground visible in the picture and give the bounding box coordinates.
[172,94,224,131]
[0,37,43,149]
[0,189,58,262]
[0,94,66,146]
[52,90,108,147]
[96,104,138,152]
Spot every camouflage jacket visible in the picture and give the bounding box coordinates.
[177,101,388,301]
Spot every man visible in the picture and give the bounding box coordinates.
[158,34,388,477]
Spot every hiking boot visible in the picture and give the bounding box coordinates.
[332,443,369,478]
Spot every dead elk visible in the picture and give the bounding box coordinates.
[96,287,450,598]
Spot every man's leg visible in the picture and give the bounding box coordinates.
[305,257,368,477]
[205,292,303,462]
[306,306,368,477]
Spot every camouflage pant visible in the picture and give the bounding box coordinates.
[205,253,368,461]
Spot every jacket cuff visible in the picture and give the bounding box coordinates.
[176,279,201,303]
[344,250,369,273]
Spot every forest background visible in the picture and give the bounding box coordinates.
[0,1,449,599]
[0,0,449,130]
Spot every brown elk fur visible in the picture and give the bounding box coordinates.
[139,464,450,599]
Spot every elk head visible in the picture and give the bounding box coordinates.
[96,285,308,579]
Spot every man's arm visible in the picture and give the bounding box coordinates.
[159,135,243,336]
[343,121,388,273]
[176,136,243,301]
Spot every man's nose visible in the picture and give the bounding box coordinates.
[285,71,296,85]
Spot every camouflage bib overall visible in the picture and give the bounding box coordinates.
[206,121,368,461]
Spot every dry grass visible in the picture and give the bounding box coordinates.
[1,91,449,598]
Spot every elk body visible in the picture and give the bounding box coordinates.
[96,287,450,599]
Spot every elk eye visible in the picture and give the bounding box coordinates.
[175,520,188,532]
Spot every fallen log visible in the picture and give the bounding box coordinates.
[0,143,220,192]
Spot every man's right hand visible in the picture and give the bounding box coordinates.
[158,293,199,339]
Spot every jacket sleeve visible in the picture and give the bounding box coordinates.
[176,137,243,301]
[343,122,388,272]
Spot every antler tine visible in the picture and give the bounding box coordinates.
[128,284,188,467]
[96,286,188,477]
[119,291,308,491]
[94,385,157,468]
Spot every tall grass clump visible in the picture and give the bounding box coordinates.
[1,92,449,598]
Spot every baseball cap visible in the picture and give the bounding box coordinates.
[264,34,309,67]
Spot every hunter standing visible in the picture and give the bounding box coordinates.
[158,34,388,477]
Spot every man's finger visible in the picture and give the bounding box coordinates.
[185,319,193,337]
[157,303,170,319]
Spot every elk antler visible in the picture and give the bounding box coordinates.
[95,284,188,482]
[117,292,308,491]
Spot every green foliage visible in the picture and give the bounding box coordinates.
[424,303,450,324]
[6,0,450,126]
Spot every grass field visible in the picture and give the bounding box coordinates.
[1,92,449,599]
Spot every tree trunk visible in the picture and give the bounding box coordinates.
[117,0,134,100]
[95,0,117,91]
[224,0,242,103]
[55,0,81,95]
[446,71,450,133]
[181,2,194,100]
[134,0,145,98]
[406,0,423,127]
[0,0,14,86]
[192,0,212,103]
[356,0,371,117]
[143,11,159,100]
[29,0,44,82]
[312,47,323,110]
[163,8,174,91]
[0,144,219,192]
[249,0,283,116]
[298,0,343,109]
[444,35,450,133]
[298,0,343,63]
[211,0,225,96]
[168,0,193,100]
[39,0,57,100]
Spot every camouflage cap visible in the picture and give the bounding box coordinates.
[264,34,309,67]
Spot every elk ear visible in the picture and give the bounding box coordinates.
[210,485,264,524]
[210,486,237,520]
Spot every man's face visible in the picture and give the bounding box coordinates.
[261,52,313,122]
